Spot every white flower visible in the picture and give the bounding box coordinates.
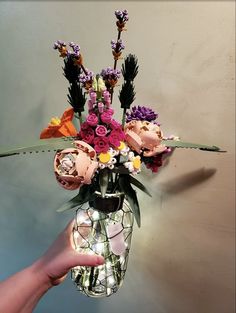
[98,148,117,169]
[124,152,141,175]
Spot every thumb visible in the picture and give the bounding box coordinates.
[64,250,104,270]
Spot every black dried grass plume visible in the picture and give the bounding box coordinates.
[121,54,139,82]
[67,82,86,113]
[63,57,81,83]
[119,81,136,109]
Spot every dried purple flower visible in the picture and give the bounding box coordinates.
[101,67,121,81]
[111,39,125,52]
[69,42,80,57]
[126,106,158,123]
[79,70,94,89]
[53,40,68,57]
[115,9,129,22]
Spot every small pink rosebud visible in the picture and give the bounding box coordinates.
[103,90,110,101]
[90,91,97,103]
[98,102,104,113]
[88,100,93,111]
[105,98,111,107]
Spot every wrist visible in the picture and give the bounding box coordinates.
[29,259,54,290]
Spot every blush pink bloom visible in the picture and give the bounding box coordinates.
[54,142,98,190]
[95,125,108,137]
[94,136,109,153]
[101,111,112,124]
[79,127,94,144]
[86,113,98,127]
[124,120,166,156]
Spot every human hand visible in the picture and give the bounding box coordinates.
[33,220,104,287]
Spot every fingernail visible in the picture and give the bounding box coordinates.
[96,256,105,265]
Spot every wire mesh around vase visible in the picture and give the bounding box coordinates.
[71,194,134,298]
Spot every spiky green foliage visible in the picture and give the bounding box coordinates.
[119,80,135,109]
[121,54,139,81]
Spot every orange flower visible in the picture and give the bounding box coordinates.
[40,108,78,139]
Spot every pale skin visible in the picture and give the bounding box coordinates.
[0,220,104,313]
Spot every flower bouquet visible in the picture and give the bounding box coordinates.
[0,9,222,298]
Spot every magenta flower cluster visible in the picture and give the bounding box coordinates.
[79,90,125,153]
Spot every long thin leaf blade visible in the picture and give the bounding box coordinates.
[0,137,76,158]
[119,175,141,227]
[99,168,109,198]
[129,176,152,197]
[162,140,222,151]
[57,185,94,212]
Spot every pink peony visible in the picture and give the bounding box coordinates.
[101,111,112,124]
[54,142,98,190]
[95,125,108,137]
[79,127,94,144]
[94,137,109,153]
[86,113,98,127]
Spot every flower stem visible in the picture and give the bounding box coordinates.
[111,30,122,104]
[121,109,127,128]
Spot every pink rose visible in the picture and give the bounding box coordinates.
[95,125,108,137]
[106,108,114,116]
[86,113,98,127]
[101,111,112,124]
[79,127,94,144]
[110,119,121,129]
[81,122,89,130]
[94,137,109,153]
[109,129,125,148]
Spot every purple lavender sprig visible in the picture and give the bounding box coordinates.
[126,106,158,123]
[111,39,125,53]
[69,42,80,58]
[53,40,68,57]
[79,70,94,90]
[101,67,121,81]
[115,9,129,23]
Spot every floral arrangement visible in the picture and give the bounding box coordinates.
[0,9,222,298]
[0,9,220,228]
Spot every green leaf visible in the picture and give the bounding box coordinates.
[119,175,141,227]
[0,137,76,158]
[99,168,109,198]
[129,176,152,197]
[111,165,129,174]
[162,140,222,152]
[57,185,94,212]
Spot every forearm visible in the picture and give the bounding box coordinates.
[0,261,51,313]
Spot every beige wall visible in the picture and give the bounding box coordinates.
[0,1,235,313]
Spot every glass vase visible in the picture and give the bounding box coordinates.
[71,191,134,298]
